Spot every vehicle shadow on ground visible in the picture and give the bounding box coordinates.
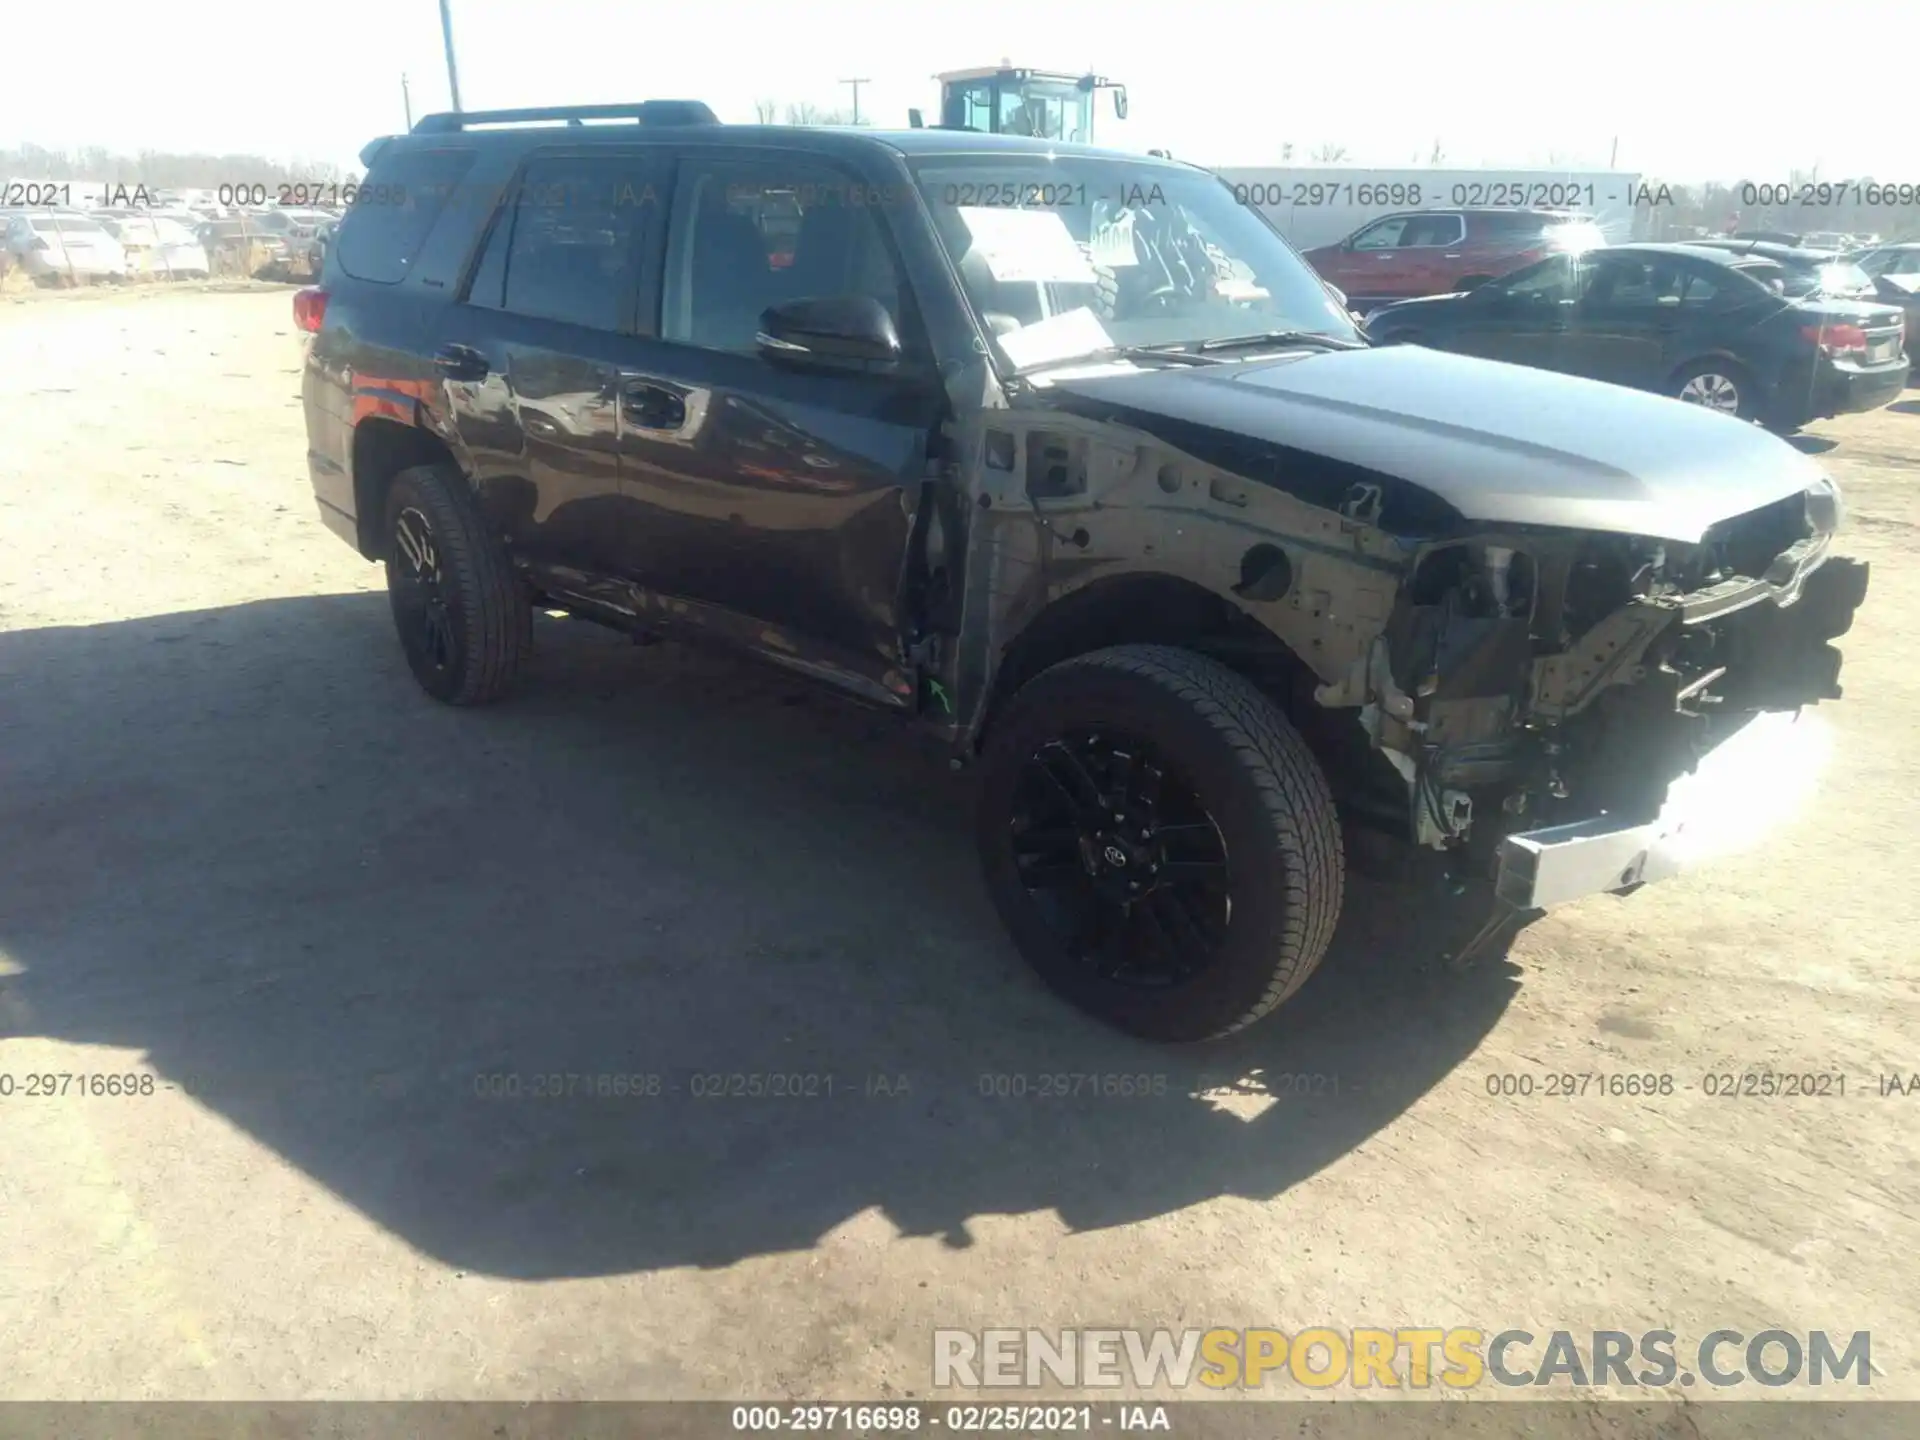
[1885,399,1920,416]
[0,595,1521,1277]
[1786,434,1840,454]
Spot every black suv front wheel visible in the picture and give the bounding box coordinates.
[976,645,1345,1042]
[382,463,532,705]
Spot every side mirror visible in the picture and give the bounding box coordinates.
[907,108,924,129]
[757,295,904,372]
[1324,283,1348,307]
[1113,86,1129,120]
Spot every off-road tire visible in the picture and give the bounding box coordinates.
[382,463,531,705]
[976,644,1345,1042]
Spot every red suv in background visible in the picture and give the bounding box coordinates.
[1304,208,1606,309]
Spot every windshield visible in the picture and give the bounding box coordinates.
[910,155,1361,373]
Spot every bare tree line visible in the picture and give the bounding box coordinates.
[2,143,356,190]
[752,100,866,127]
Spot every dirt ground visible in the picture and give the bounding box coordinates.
[2,283,1918,1409]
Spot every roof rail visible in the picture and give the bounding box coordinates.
[411,101,720,134]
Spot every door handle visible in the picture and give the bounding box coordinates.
[620,377,688,435]
[434,344,489,382]
[1443,252,1462,259]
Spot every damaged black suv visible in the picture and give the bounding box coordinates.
[299,102,1870,1042]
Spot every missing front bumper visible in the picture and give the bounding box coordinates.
[1495,706,1833,910]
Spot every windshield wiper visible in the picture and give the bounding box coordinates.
[1015,343,1225,377]
[1194,330,1366,354]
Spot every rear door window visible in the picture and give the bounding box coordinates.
[335,147,477,285]
[1401,215,1464,247]
[464,152,657,332]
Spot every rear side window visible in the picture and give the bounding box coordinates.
[463,153,656,332]
[1472,212,1548,242]
[335,146,476,285]
[1401,214,1463,247]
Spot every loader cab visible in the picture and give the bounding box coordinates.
[928,68,1127,143]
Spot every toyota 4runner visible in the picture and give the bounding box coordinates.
[297,101,1870,1042]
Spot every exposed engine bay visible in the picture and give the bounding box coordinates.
[953,350,1872,910]
[1322,483,1869,873]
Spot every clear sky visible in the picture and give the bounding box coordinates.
[6,0,1914,181]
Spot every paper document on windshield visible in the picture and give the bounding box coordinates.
[996,307,1112,371]
[958,207,1098,285]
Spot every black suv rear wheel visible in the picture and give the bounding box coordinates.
[382,463,531,705]
[976,645,1345,1042]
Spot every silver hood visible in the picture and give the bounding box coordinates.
[1044,344,1828,543]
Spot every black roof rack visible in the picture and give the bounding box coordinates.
[410,101,720,134]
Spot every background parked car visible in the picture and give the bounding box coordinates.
[1303,207,1608,309]
[195,216,291,278]
[1846,242,1920,378]
[92,213,210,278]
[1688,239,1880,300]
[1363,242,1908,430]
[247,207,331,246]
[2,210,129,284]
[1851,241,1920,279]
[305,218,335,278]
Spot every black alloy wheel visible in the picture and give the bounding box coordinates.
[391,506,457,680]
[977,645,1345,1042]
[1008,727,1232,989]
[380,463,531,705]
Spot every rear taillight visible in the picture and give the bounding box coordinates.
[292,287,328,334]
[1800,322,1868,357]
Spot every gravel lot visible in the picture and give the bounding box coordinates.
[2,284,1917,1410]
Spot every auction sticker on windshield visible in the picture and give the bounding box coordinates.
[996,307,1113,371]
[1089,211,1139,268]
[958,207,1098,285]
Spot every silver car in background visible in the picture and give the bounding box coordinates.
[93,213,211,279]
[2,211,130,283]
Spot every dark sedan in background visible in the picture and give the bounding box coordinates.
[1850,242,1920,380]
[1688,239,1879,300]
[1363,243,1909,430]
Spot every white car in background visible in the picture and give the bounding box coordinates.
[2,211,129,282]
[93,213,210,278]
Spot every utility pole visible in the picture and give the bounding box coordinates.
[401,73,414,129]
[839,78,870,125]
[439,0,464,112]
